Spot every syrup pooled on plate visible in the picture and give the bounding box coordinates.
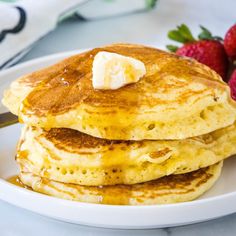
[7,175,31,189]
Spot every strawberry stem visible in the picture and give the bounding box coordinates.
[166,45,179,52]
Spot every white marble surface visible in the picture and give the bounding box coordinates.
[1,0,236,235]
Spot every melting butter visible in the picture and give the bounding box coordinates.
[92,51,146,90]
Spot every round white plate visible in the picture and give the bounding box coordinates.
[1,51,236,229]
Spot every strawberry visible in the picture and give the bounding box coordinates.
[167,24,229,81]
[224,24,236,60]
[228,69,236,100]
[176,40,228,81]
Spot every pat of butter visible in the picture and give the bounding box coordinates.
[92,51,146,90]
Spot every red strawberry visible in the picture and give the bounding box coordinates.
[229,69,236,100]
[176,40,228,80]
[167,24,229,81]
[224,24,236,60]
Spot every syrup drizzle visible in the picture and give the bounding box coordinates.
[7,175,31,189]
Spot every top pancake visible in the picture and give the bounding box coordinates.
[2,44,236,140]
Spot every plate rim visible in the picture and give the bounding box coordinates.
[0,49,87,79]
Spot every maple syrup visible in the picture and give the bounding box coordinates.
[7,175,31,189]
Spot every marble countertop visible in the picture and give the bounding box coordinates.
[2,0,236,235]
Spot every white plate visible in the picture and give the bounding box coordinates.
[1,50,236,229]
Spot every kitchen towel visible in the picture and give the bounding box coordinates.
[0,0,157,70]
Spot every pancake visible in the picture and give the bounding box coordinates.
[2,44,236,140]
[17,123,236,186]
[19,162,223,205]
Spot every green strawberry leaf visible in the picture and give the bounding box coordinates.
[177,24,195,42]
[168,24,195,43]
[168,30,187,43]
[167,24,222,52]
[198,25,213,40]
[198,25,222,41]
[166,45,179,52]
[213,36,223,41]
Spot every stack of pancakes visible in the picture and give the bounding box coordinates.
[3,44,236,205]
